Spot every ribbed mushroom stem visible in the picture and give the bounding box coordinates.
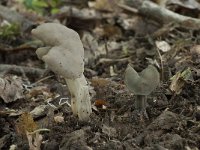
[65,74,92,121]
[135,95,147,111]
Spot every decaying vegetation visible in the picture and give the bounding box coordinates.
[0,0,200,149]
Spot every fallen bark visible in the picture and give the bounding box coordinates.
[138,1,200,27]
[119,1,200,28]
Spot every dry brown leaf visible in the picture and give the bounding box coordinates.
[94,25,122,39]
[16,112,38,136]
[0,76,24,103]
[26,85,52,101]
[190,45,200,55]
[28,86,49,97]
[94,99,108,107]
[54,115,64,123]
[89,0,115,11]
[102,124,117,137]
[170,68,192,94]
[30,105,47,118]
[91,77,111,87]
[169,72,184,94]
[81,31,99,63]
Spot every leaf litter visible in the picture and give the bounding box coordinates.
[0,0,200,149]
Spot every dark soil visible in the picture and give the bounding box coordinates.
[0,0,200,150]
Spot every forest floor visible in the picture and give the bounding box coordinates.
[0,0,200,150]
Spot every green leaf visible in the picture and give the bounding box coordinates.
[49,0,57,7]
[32,0,48,8]
[51,8,59,14]
[23,0,34,9]
[0,23,20,39]
[181,68,192,81]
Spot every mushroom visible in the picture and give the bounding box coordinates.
[124,64,160,118]
[32,23,92,121]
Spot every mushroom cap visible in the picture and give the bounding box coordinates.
[124,64,160,95]
[39,46,84,79]
[32,23,84,79]
[35,47,51,59]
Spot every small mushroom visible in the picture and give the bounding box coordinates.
[32,23,92,121]
[124,64,160,118]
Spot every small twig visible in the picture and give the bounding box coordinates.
[28,128,50,135]
[98,57,129,64]
[32,75,54,86]
[156,48,164,81]
[0,64,44,77]
[47,98,58,109]
[28,128,50,134]
[104,40,109,56]
[0,46,36,52]
[117,3,138,14]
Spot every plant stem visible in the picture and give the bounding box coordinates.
[135,95,147,111]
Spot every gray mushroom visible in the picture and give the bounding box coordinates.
[32,23,92,121]
[124,64,160,118]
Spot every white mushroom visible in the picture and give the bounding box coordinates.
[32,23,92,121]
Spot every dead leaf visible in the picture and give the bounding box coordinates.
[26,85,52,101]
[91,77,111,87]
[170,68,192,94]
[30,105,47,118]
[168,0,200,10]
[97,41,121,56]
[94,99,108,108]
[26,131,43,150]
[89,0,116,11]
[118,16,159,35]
[102,124,117,137]
[181,68,192,80]
[156,40,171,52]
[0,76,24,103]
[190,45,200,55]
[153,0,168,7]
[16,112,38,136]
[60,6,102,20]
[54,115,64,123]
[81,31,99,64]
[94,25,122,39]
[170,72,184,94]
[0,134,11,149]
[9,144,17,150]
[0,108,22,116]
[28,86,50,97]
[110,66,117,76]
